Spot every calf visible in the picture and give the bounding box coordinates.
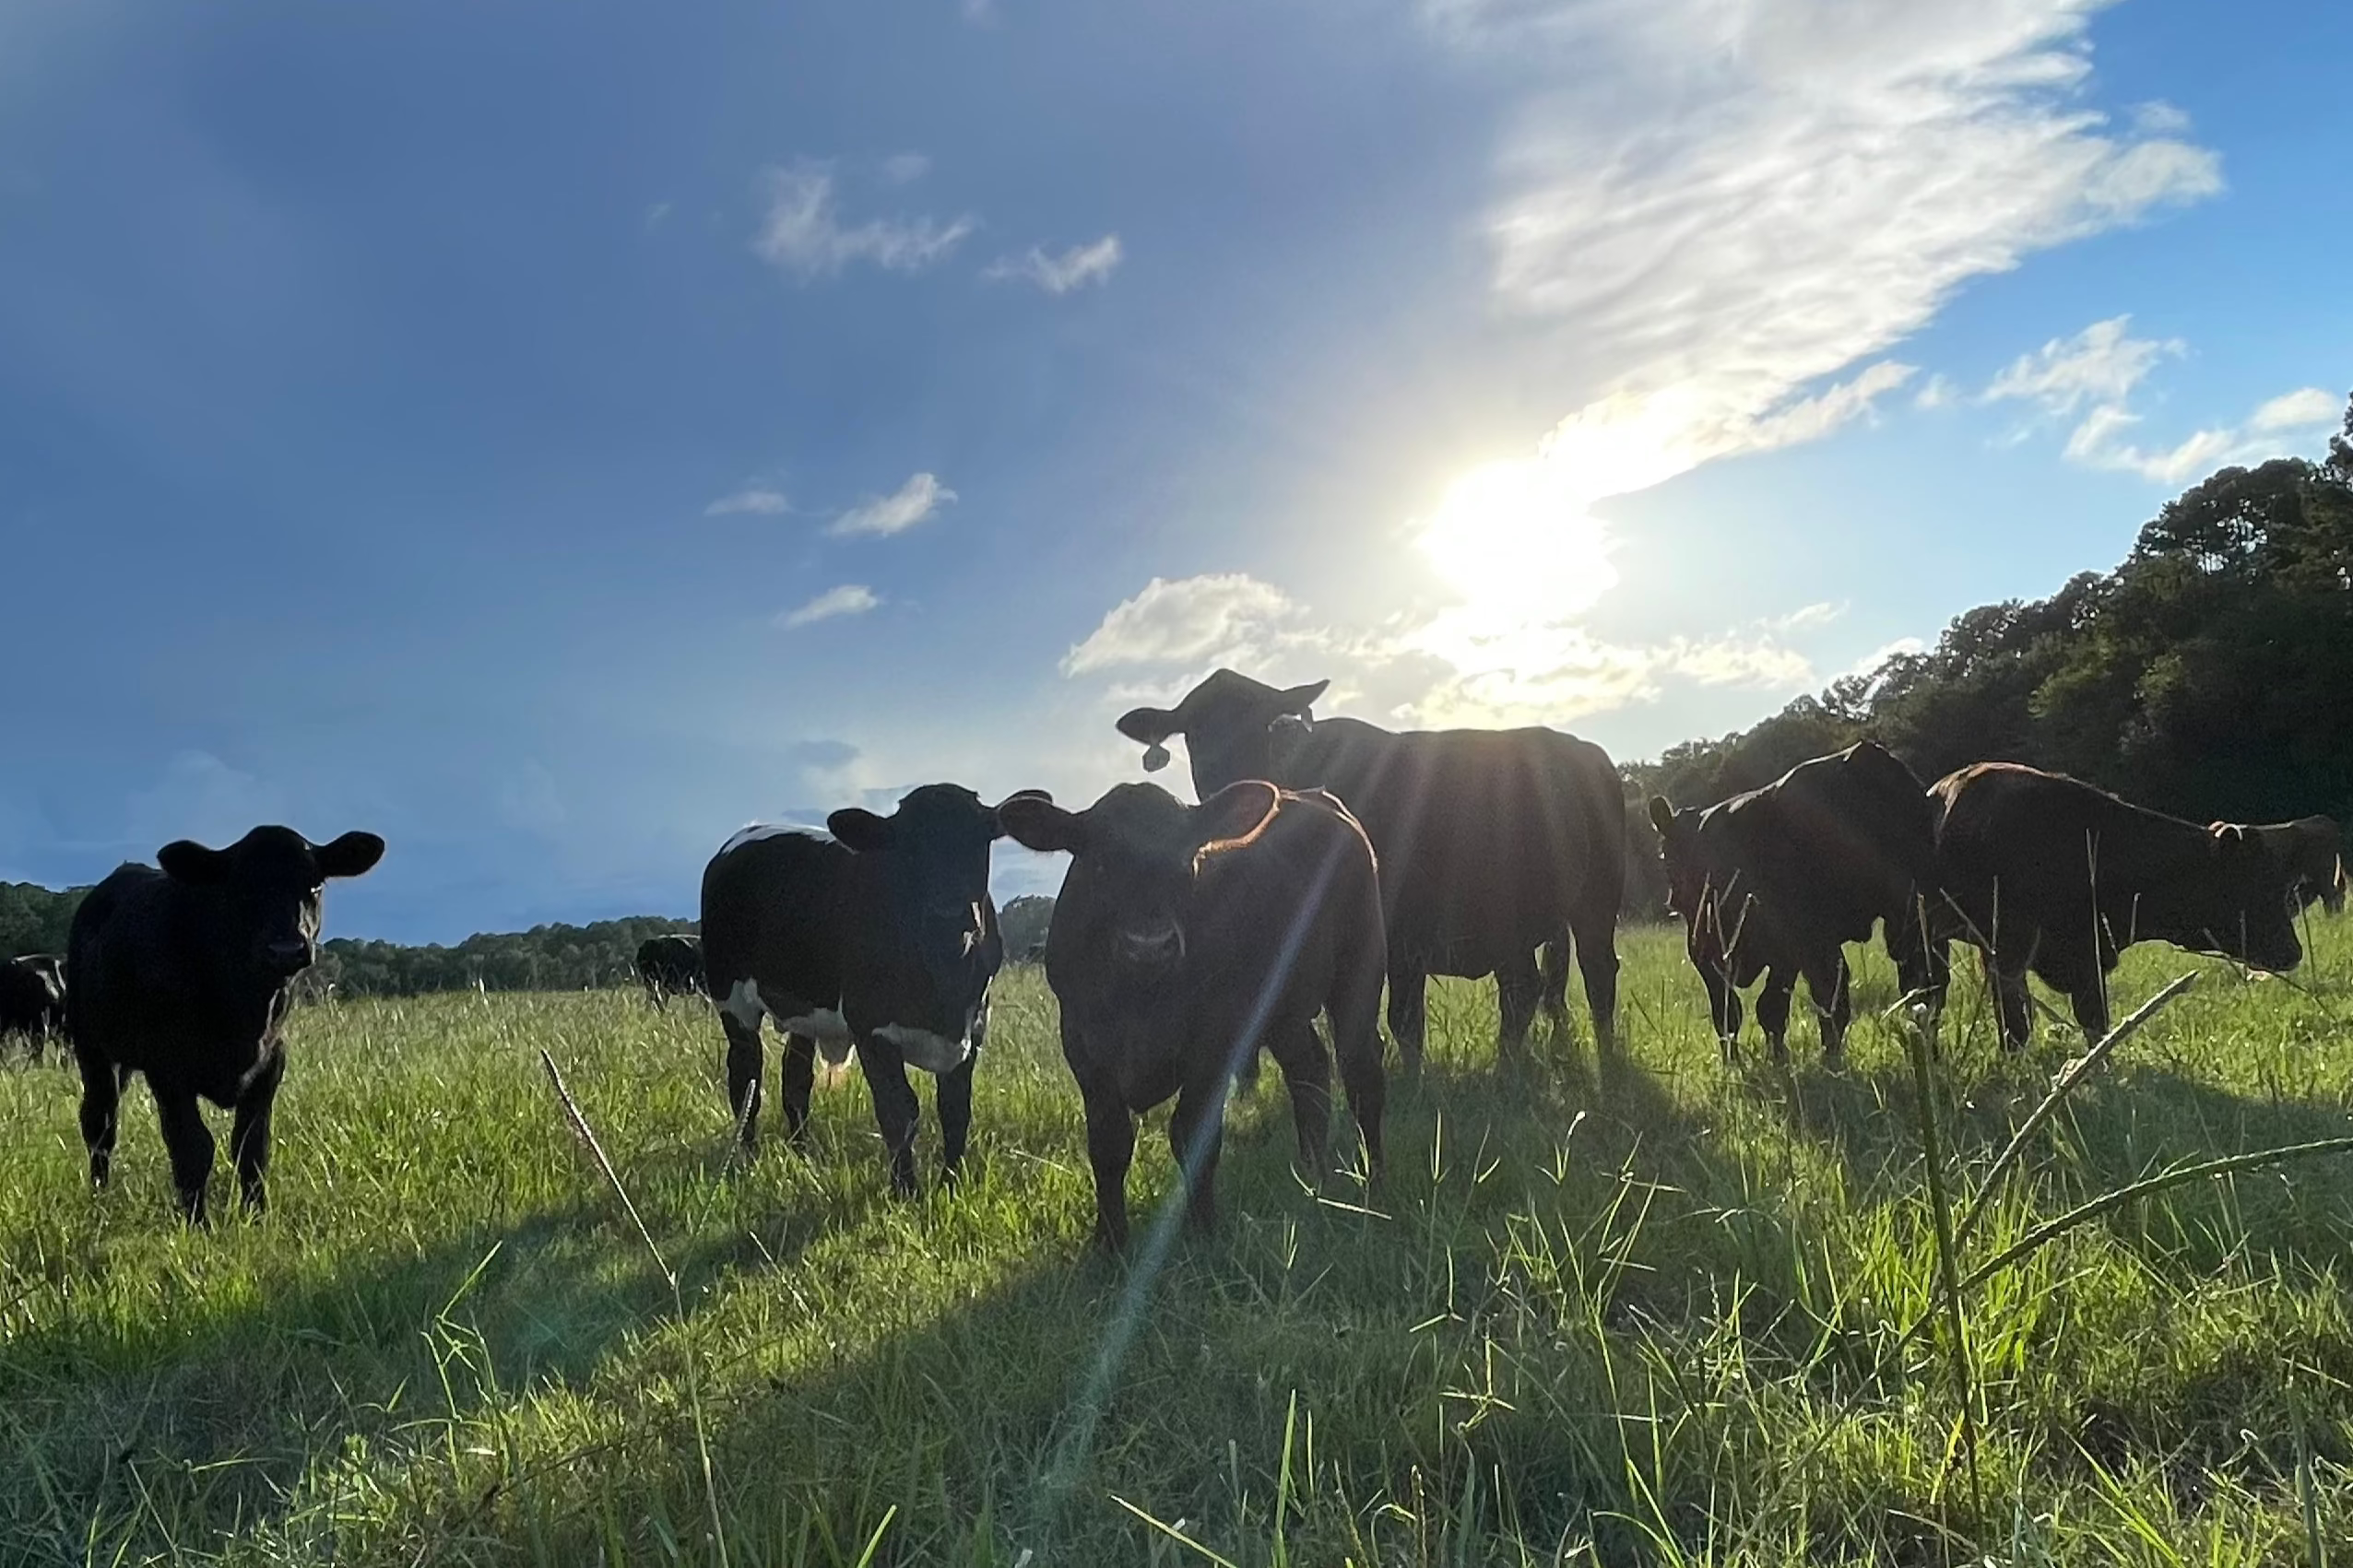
[999,781,1387,1252]
[699,784,1039,1195]
[1,953,65,1058]
[67,826,384,1222]
[1649,740,1945,1066]
[2237,816,2344,915]
[635,934,704,1008]
[1932,763,2301,1048]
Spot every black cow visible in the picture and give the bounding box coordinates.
[1648,741,1945,1066]
[1931,763,2302,1048]
[1,953,66,1058]
[1000,781,1387,1251]
[635,934,704,1008]
[2238,816,2345,915]
[699,784,1041,1195]
[1116,669,1624,1068]
[67,826,384,1222]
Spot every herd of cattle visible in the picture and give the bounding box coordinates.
[1,667,2343,1248]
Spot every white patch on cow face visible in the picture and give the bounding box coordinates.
[873,1023,971,1075]
[718,821,834,856]
[774,1007,856,1067]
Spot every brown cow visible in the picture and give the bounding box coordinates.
[1114,669,1623,1068]
[1649,740,1945,1066]
[1932,763,2302,1050]
[2232,816,2345,915]
[999,781,1387,1252]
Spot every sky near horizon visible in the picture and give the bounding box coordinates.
[1,0,2347,943]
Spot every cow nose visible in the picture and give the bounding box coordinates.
[266,938,313,975]
[1118,925,1185,965]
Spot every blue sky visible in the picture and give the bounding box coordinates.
[2,0,2346,942]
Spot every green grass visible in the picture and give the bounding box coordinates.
[5,920,2353,1565]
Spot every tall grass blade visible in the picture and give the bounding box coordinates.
[1903,1002,1983,1520]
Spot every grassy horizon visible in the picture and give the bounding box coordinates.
[4,920,2352,1564]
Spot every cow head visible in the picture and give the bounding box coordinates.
[1647,797,1706,922]
[156,826,385,982]
[826,784,1046,1074]
[1001,780,1280,981]
[2200,822,2304,973]
[1116,669,1329,797]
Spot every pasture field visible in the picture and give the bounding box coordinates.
[5,922,2353,1565]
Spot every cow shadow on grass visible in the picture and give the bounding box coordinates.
[0,1125,893,1562]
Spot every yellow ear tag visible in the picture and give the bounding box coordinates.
[1141,743,1172,772]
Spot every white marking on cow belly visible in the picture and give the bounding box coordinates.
[718,821,834,855]
[776,1008,855,1067]
[874,1022,971,1075]
[720,979,766,1032]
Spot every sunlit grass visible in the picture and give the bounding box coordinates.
[3,920,2351,1563]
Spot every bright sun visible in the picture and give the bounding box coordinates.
[1414,457,1619,618]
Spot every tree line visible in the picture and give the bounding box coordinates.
[1624,397,2353,846]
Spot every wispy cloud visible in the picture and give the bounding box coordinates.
[778,584,881,629]
[830,471,956,537]
[880,151,932,185]
[1448,2,2220,513]
[984,234,1124,294]
[752,160,975,280]
[643,201,672,231]
[704,484,790,517]
[1985,316,2339,484]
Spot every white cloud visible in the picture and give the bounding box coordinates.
[778,584,881,629]
[1984,316,2182,415]
[1765,601,1844,633]
[1443,0,2218,518]
[1061,574,1309,676]
[984,234,1125,294]
[1840,637,1927,686]
[705,484,791,517]
[829,472,957,537]
[1983,320,2338,485]
[881,151,932,185]
[752,160,975,280]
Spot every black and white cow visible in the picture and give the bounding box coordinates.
[698,784,1042,1195]
[67,825,384,1223]
[1,953,66,1058]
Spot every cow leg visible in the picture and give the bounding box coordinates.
[1386,961,1427,1076]
[1495,949,1543,1067]
[1268,1020,1332,1187]
[1755,968,1797,1066]
[721,1010,764,1151]
[856,1041,925,1197]
[77,1053,121,1190]
[935,1051,975,1185]
[1081,1087,1136,1252]
[1167,1075,1229,1234]
[1537,937,1572,1038]
[1569,914,1622,1053]
[1803,949,1854,1068]
[229,1050,287,1215]
[1983,949,2033,1052]
[777,1032,817,1149]
[1697,962,1744,1061]
[2064,965,2113,1044]
[154,1089,217,1226]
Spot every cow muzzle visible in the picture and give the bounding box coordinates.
[265,938,314,977]
[1117,921,1186,968]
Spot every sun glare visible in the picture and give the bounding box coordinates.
[1415,457,1619,618]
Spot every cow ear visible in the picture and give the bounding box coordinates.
[1274,678,1329,717]
[1194,780,1280,857]
[157,840,231,884]
[1647,796,1679,838]
[999,795,1087,855]
[314,831,385,880]
[1116,706,1180,772]
[827,808,893,853]
[987,790,1053,840]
